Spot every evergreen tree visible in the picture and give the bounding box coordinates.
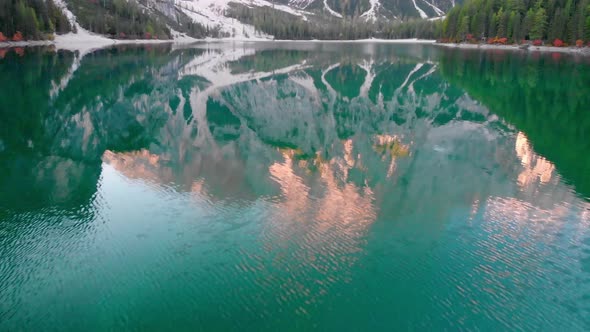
[441,0,590,43]
[530,6,547,39]
[0,0,71,40]
[497,8,509,36]
[511,11,522,40]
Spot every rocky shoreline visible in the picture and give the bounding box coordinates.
[0,37,437,54]
[436,42,590,55]
[0,28,200,53]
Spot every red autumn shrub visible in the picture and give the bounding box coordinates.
[487,37,508,45]
[144,32,151,39]
[533,39,543,46]
[0,32,7,42]
[553,39,564,47]
[466,34,473,40]
[12,31,23,42]
[119,32,126,39]
[576,39,584,47]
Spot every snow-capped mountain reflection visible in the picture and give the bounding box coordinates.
[1,43,586,217]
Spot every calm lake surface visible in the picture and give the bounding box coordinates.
[1,42,590,331]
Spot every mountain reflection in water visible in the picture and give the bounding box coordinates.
[1,43,590,331]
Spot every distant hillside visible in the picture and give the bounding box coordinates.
[270,0,454,19]
[442,0,590,43]
[0,0,456,41]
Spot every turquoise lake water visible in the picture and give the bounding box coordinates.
[1,42,590,331]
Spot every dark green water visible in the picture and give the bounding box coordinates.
[1,43,590,331]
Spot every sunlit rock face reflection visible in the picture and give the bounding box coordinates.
[1,44,590,331]
[515,132,555,187]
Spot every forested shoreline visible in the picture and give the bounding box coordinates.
[0,0,213,41]
[442,0,590,45]
[2,0,589,44]
[0,0,71,40]
[227,4,442,40]
[67,0,171,39]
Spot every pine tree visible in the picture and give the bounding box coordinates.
[442,0,590,43]
[512,11,522,40]
[530,6,547,39]
[508,11,518,39]
[497,7,509,37]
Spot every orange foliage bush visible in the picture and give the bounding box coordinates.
[487,37,508,45]
[576,39,584,47]
[0,32,7,42]
[532,39,543,46]
[553,39,564,47]
[12,31,23,42]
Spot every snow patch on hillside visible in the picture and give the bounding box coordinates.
[421,0,444,16]
[411,0,428,18]
[289,0,316,9]
[176,0,264,39]
[174,0,314,39]
[52,0,78,27]
[323,0,343,18]
[175,0,312,39]
[249,0,313,18]
[428,15,445,21]
[176,0,315,39]
[360,0,381,21]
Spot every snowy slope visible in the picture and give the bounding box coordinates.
[174,0,453,37]
[323,0,343,18]
[411,0,428,18]
[360,0,382,21]
[49,0,454,42]
[174,0,314,38]
[289,0,316,8]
